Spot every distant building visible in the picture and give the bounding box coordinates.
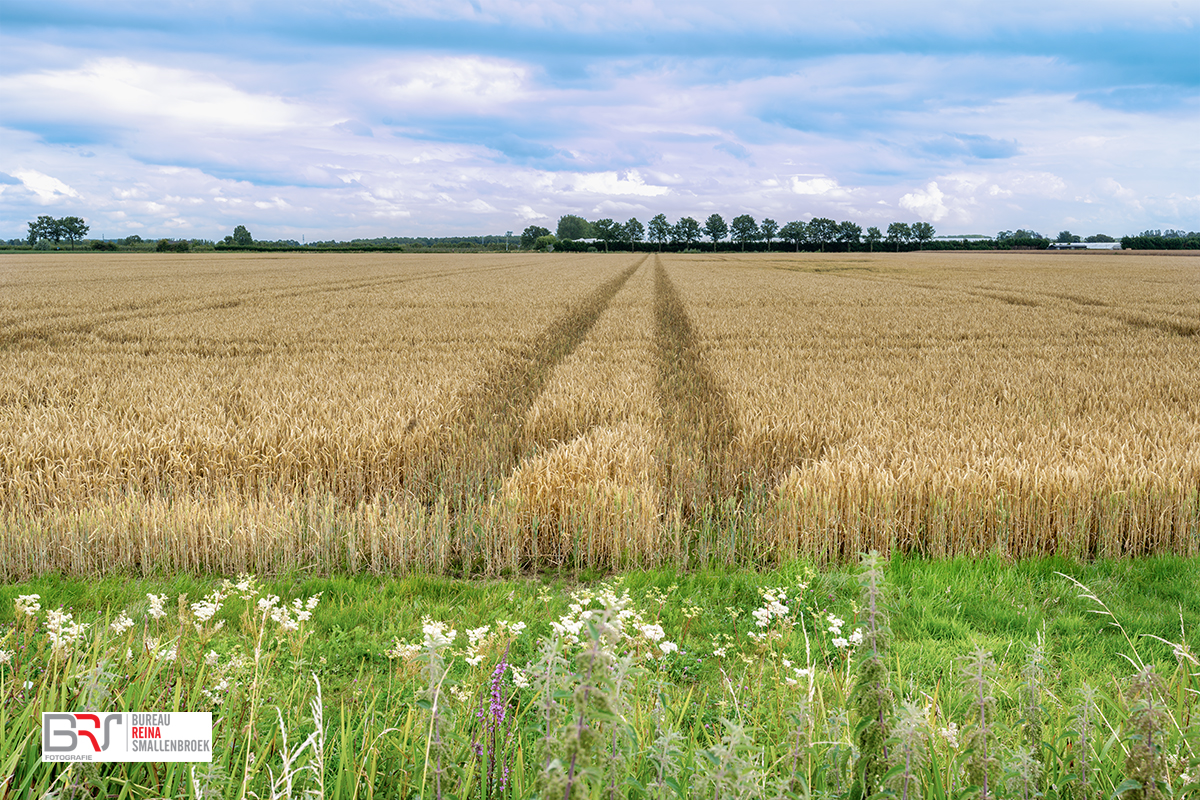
[1047,242,1121,250]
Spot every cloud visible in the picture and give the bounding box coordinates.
[11,169,81,201]
[0,58,309,135]
[570,170,670,197]
[791,176,848,197]
[899,181,948,221]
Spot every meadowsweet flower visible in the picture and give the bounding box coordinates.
[191,594,222,625]
[147,593,167,619]
[827,614,844,635]
[659,641,679,655]
[940,722,960,749]
[110,612,134,634]
[386,637,420,661]
[15,594,40,617]
[305,593,322,611]
[832,637,850,649]
[849,628,864,647]
[510,665,530,689]
[0,650,13,666]
[640,623,666,642]
[204,650,220,666]
[46,609,89,655]
[257,595,280,613]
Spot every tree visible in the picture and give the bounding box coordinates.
[647,214,671,251]
[58,217,89,249]
[865,226,882,252]
[557,215,592,241]
[232,225,253,246]
[731,214,760,251]
[591,219,620,252]
[808,218,838,252]
[520,225,550,249]
[624,218,644,250]
[673,216,701,248]
[760,218,778,252]
[886,222,911,251]
[703,213,728,251]
[27,215,60,246]
[779,221,807,252]
[1084,233,1115,243]
[911,222,935,249]
[837,221,862,251]
[1056,230,1081,244]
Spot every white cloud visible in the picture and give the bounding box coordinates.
[364,56,530,110]
[790,176,847,196]
[0,58,309,132]
[571,170,670,197]
[899,181,948,222]
[11,169,80,201]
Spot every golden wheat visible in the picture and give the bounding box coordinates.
[1,249,1196,575]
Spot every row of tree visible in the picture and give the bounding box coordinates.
[26,215,90,248]
[523,214,938,253]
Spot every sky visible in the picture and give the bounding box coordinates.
[1,0,1198,241]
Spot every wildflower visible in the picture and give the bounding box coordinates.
[940,722,960,749]
[422,620,457,649]
[257,595,280,613]
[849,628,864,647]
[659,641,679,655]
[640,623,666,642]
[191,594,222,625]
[510,665,530,689]
[0,650,13,666]
[305,593,322,611]
[147,593,167,619]
[386,637,420,661]
[110,612,134,634]
[46,609,89,655]
[827,614,844,635]
[15,594,40,617]
[204,650,220,667]
[833,637,850,649]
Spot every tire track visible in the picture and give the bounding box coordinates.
[652,256,739,513]
[423,256,647,501]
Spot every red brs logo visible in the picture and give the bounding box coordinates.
[43,713,124,753]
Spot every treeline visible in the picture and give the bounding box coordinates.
[1119,229,1200,250]
[524,214,950,253]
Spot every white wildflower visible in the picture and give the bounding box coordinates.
[941,722,960,749]
[510,665,530,689]
[110,612,134,634]
[386,637,420,661]
[422,621,456,649]
[0,650,13,666]
[639,624,666,642]
[15,594,40,617]
[849,628,864,647]
[832,637,849,649]
[204,650,220,667]
[46,609,89,655]
[659,641,679,655]
[147,593,167,619]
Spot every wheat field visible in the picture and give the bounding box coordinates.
[1,250,1196,576]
